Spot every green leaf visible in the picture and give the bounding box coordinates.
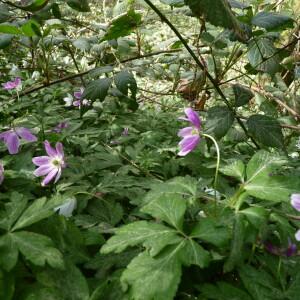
[0,24,22,35]
[114,70,137,99]
[159,0,185,7]
[101,221,181,256]
[121,243,185,300]
[252,12,294,31]
[240,206,268,228]
[102,10,142,41]
[82,78,112,102]
[142,176,198,206]
[247,38,281,74]
[220,159,245,182]
[245,175,300,202]
[224,214,245,272]
[185,0,247,41]
[201,281,252,300]
[205,106,235,139]
[246,150,285,182]
[0,234,18,271]
[239,265,284,300]
[21,19,42,37]
[0,34,13,49]
[0,192,27,231]
[19,0,49,12]
[67,0,90,12]
[11,195,66,231]
[247,115,284,148]
[37,261,90,300]
[190,218,230,247]
[232,84,254,107]
[72,37,90,51]
[180,239,210,268]
[11,231,64,269]
[141,194,186,230]
[0,270,14,300]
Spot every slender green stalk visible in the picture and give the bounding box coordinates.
[202,133,220,213]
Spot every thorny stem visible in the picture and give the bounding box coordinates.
[143,0,260,149]
[202,133,220,215]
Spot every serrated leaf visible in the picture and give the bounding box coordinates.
[205,106,235,139]
[220,159,245,182]
[0,234,18,271]
[190,218,230,247]
[201,281,252,300]
[21,19,42,37]
[247,115,284,148]
[247,38,281,74]
[239,265,284,300]
[246,150,285,182]
[141,194,186,230]
[121,243,185,300]
[240,206,268,228]
[232,84,254,107]
[245,175,300,202]
[11,231,64,269]
[252,12,294,31]
[82,78,112,102]
[101,221,181,256]
[0,192,27,231]
[185,0,247,41]
[37,261,90,300]
[11,195,67,231]
[67,0,90,12]
[224,214,245,272]
[142,176,198,206]
[102,10,142,41]
[180,239,210,268]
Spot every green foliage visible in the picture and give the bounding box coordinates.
[0,0,299,299]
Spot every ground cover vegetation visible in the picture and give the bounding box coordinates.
[0,0,300,299]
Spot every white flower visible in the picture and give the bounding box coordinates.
[31,71,40,80]
[54,198,77,217]
[63,93,73,106]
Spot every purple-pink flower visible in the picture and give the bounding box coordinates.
[52,121,69,133]
[0,127,37,154]
[32,141,66,186]
[0,163,4,185]
[177,108,201,156]
[2,77,22,90]
[64,88,91,108]
[291,193,300,241]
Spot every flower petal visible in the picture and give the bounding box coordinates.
[295,230,300,241]
[0,163,4,185]
[44,140,57,157]
[54,167,62,183]
[177,127,194,137]
[54,198,77,217]
[291,193,300,212]
[32,156,51,166]
[178,135,200,156]
[185,108,201,129]
[16,127,37,142]
[34,164,54,177]
[55,142,64,158]
[41,168,58,186]
[6,132,19,154]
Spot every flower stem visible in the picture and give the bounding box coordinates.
[202,133,220,214]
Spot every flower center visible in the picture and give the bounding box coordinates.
[191,128,199,135]
[51,157,64,168]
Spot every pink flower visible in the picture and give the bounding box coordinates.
[177,108,201,156]
[291,194,300,241]
[2,77,22,90]
[32,141,66,186]
[0,127,37,154]
[0,163,4,185]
